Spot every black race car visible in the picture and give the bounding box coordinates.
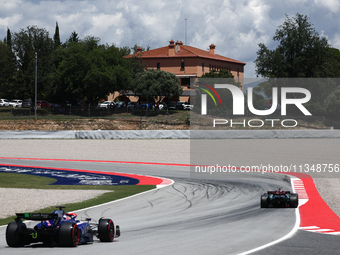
[6,206,120,247]
[261,188,298,208]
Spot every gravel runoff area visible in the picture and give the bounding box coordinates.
[313,178,340,217]
[0,188,110,219]
[0,139,340,219]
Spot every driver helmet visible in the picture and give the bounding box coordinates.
[63,215,71,220]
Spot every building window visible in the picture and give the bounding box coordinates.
[181,78,190,87]
[181,62,185,69]
[202,63,204,72]
[157,63,160,69]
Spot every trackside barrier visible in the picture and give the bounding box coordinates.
[0,130,340,139]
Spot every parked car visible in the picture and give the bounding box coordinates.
[158,102,167,110]
[22,98,33,108]
[115,101,127,109]
[8,99,23,108]
[176,101,185,110]
[167,103,177,110]
[139,102,155,110]
[183,102,193,110]
[0,99,10,107]
[139,103,147,109]
[127,102,138,110]
[108,102,116,109]
[36,100,50,109]
[51,103,65,113]
[99,101,112,109]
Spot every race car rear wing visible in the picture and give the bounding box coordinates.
[268,191,290,195]
[15,213,59,221]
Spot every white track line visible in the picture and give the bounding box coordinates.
[238,176,303,255]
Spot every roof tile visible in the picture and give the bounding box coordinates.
[125,44,246,65]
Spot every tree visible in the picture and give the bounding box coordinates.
[253,13,340,116]
[194,69,242,116]
[201,69,235,79]
[126,44,148,79]
[53,22,61,48]
[68,31,79,43]
[134,69,182,102]
[324,85,340,118]
[6,28,12,49]
[52,37,134,103]
[131,44,150,54]
[0,40,16,98]
[12,25,55,100]
[255,13,330,78]
[104,45,134,93]
[325,47,340,78]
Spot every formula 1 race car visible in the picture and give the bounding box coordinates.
[6,206,120,247]
[261,187,298,208]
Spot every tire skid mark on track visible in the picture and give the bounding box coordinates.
[170,183,193,211]
[145,199,154,209]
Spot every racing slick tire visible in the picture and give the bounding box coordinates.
[6,222,26,247]
[289,193,299,208]
[116,225,121,237]
[261,194,269,208]
[58,222,80,247]
[98,218,115,242]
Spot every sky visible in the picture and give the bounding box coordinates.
[1,0,340,78]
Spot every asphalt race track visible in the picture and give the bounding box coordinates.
[0,159,296,255]
[0,139,339,254]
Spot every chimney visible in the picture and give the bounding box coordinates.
[168,40,175,56]
[136,47,142,54]
[209,44,216,55]
[175,41,181,52]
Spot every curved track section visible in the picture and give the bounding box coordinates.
[0,158,296,255]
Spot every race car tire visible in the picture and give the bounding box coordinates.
[98,218,115,242]
[289,194,299,208]
[116,225,121,237]
[6,222,26,247]
[58,222,80,247]
[261,194,269,208]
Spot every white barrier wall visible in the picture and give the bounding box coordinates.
[0,130,340,139]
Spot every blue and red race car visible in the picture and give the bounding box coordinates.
[6,206,120,247]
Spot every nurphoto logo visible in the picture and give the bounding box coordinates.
[199,83,312,128]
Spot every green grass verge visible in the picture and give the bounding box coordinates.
[0,173,156,226]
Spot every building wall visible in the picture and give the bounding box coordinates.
[108,57,245,103]
[144,57,244,81]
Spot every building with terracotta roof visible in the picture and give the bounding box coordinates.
[109,40,246,103]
